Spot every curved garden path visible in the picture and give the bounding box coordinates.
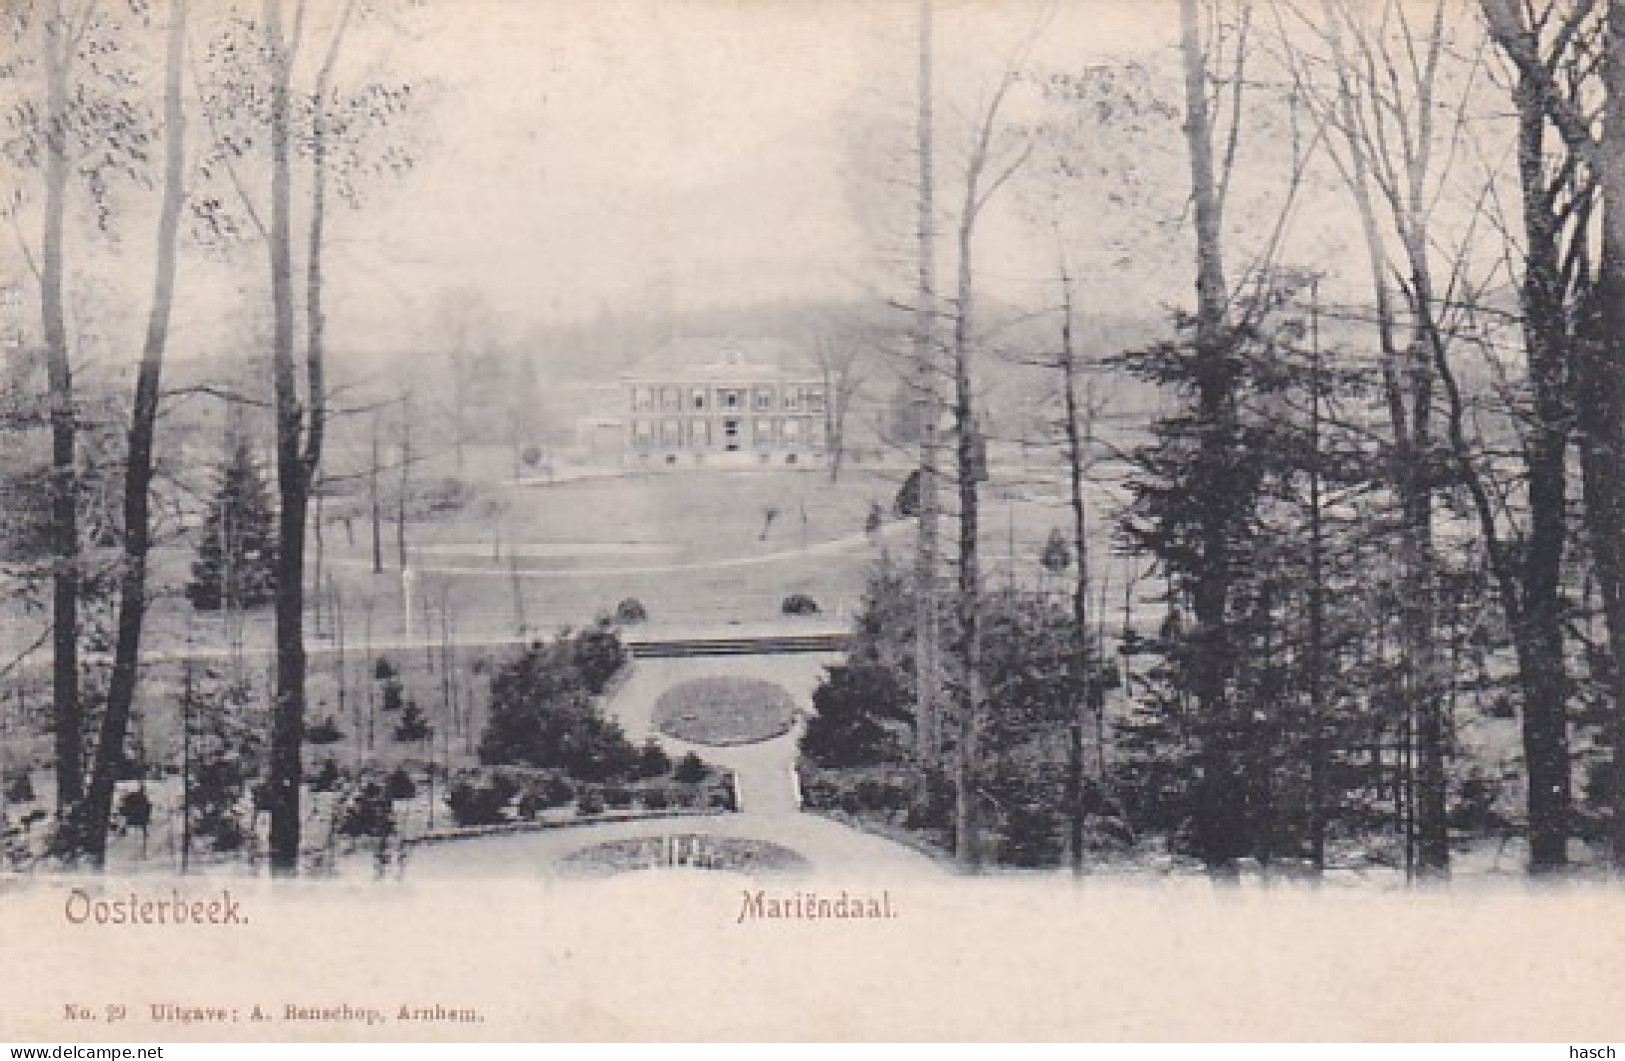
[406,655,945,880]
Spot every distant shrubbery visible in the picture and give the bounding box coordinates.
[781,593,820,616]
[614,598,648,624]
[305,716,345,745]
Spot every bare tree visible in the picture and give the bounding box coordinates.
[944,11,1042,870]
[913,0,945,773]
[74,0,189,864]
[814,331,867,483]
[1478,0,1625,872]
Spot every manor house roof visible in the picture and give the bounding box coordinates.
[619,338,817,384]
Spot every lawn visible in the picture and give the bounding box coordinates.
[651,676,797,746]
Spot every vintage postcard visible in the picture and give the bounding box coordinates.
[1,0,1623,1043]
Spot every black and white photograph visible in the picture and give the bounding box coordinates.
[1,0,1623,1043]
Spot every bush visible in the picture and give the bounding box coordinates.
[603,784,634,809]
[576,786,605,817]
[3,771,34,805]
[478,636,640,781]
[999,801,1064,868]
[305,716,345,745]
[615,598,648,624]
[384,767,417,802]
[636,738,671,779]
[516,772,576,819]
[641,786,671,811]
[904,769,956,833]
[673,752,709,784]
[310,757,344,793]
[570,619,626,694]
[374,656,398,682]
[446,774,518,827]
[339,782,395,839]
[781,593,820,616]
[394,702,432,742]
[117,788,152,830]
[800,664,910,768]
[893,468,922,518]
[855,777,910,813]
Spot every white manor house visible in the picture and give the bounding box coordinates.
[598,338,830,469]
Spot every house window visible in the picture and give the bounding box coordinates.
[810,421,827,449]
[721,389,742,410]
[661,418,682,446]
[691,387,707,410]
[806,387,825,413]
[754,418,774,448]
[783,418,801,443]
[633,386,655,412]
[690,418,710,447]
[753,386,775,411]
[783,386,801,411]
[632,420,653,449]
[661,386,680,411]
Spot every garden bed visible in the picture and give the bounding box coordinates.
[651,676,797,746]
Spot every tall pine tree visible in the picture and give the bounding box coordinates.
[187,439,277,612]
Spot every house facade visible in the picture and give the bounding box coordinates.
[619,339,828,468]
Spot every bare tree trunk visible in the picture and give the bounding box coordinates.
[1588,0,1625,873]
[265,0,307,875]
[397,392,411,571]
[1473,0,1586,873]
[1511,67,1576,874]
[913,0,943,770]
[41,0,82,826]
[1058,260,1092,878]
[75,0,188,865]
[370,413,383,574]
[951,200,982,872]
[1306,279,1328,871]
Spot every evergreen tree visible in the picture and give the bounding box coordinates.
[186,439,277,612]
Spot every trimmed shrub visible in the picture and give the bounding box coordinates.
[636,738,671,779]
[781,593,820,616]
[614,598,648,624]
[673,752,709,784]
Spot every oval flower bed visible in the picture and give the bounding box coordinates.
[651,676,797,746]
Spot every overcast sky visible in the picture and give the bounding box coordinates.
[320,0,1181,347]
[8,0,1483,367]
